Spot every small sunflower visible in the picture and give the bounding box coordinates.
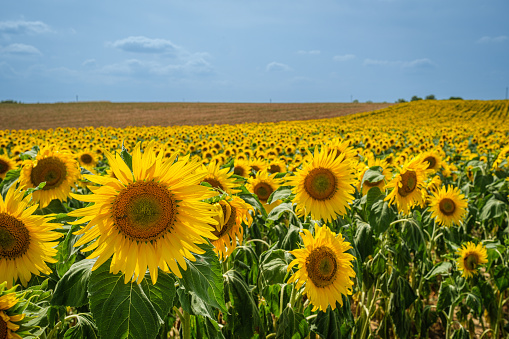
[233,158,251,178]
[0,186,61,288]
[249,157,268,174]
[0,286,27,339]
[209,197,253,260]
[77,150,99,171]
[456,242,488,279]
[287,148,356,223]
[287,224,356,312]
[68,142,218,284]
[429,185,468,227]
[325,138,357,164]
[420,150,443,172]
[19,146,80,208]
[199,160,240,195]
[385,155,428,215]
[267,158,287,174]
[0,155,16,180]
[246,170,283,213]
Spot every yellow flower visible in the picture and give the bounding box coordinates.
[199,160,240,195]
[246,170,283,214]
[0,155,16,180]
[68,142,218,284]
[420,150,443,171]
[19,146,80,208]
[429,185,468,227]
[0,187,61,287]
[287,148,355,223]
[209,197,253,260]
[356,158,392,196]
[456,242,488,279]
[0,288,26,339]
[287,224,356,312]
[77,150,99,171]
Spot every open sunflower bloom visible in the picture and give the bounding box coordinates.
[429,185,468,227]
[0,290,26,339]
[68,143,218,284]
[456,242,488,279]
[287,224,356,312]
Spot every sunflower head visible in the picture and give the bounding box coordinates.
[0,283,31,339]
[287,224,356,312]
[233,158,251,178]
[429,185,468,227]
[246,170,283,213]
[0,155,16,180]
[420,150,443,171]
[456,242,488,279]
[77,150,99,170]
[19,146,80,208]
[200,161,241,195]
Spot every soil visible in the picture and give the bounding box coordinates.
[0,102,393,130]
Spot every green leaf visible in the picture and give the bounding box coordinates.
[424,261,452,280]
[479,197,506,221]
[354,222,373,262]
[0,167,21,199]
[51,259,94,307]
[267,186,293,204]
[275,306,309,339]
[281,225,301,251]
[140,270,176,319]
[178,243,226,313]
[224,270,262,338]
[267,202,295,221]
[465,291,482,317]
[451,327,469,339]
[177,287,216,321]
[88,260,163,339]
[365,186,384,211]
[120,142,133,172]
[259,248,291,287]
[368,200,396,235]
[494,266,509,292]
[37,199,68,215]
[362,167,385,184]
[63,313,99,339]
[19,146,39,160]
[239,193,268,218]
[313,305,341,339]
[437,280,457,313]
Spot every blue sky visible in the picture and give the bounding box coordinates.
[1,0,508,103]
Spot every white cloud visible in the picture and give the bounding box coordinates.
[0,20,51,35]
[333,54,355,62]
[402,58,434,68]
[266,61,292,72]
[109,36,181,55]
[297,50,321,55]
[364,58,435,68]
[82,59,96,67]
[0,43,42,56]
[99,57,213,77]
[477,36,508,43]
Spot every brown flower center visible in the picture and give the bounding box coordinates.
[439,198,456,216]
[423,156,437,169]
[304,168,337,200]
[203,177,224,190]
[0,159,9,175]
[268,164,282,173]
[80,153,93,164]
[112,181,176,242]
[30,156,67,190]
[464,253,479,271]
[0,213,31,259]
[253,182,274,203]
[398,170,417,197]
[233,166,245,177]
[0,316,7,339]
[306,246,338,288]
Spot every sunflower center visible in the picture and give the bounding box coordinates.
[203,177,224,190]
[306,246,338,288]
[112,181,176,242]
[30,157,67,190]
[268,164,282,173]
[398,170,417,197]
[304,168,337,200]
[0,213,31,259]
[0,160,8,175]
[233,166,245,177]
[212,205,237,238]
[464,253,479,271]
[0,316,7,339]
[253,182,273,202]
[80,153,93,164]
[439,198,456,216]
[424,156,436,169]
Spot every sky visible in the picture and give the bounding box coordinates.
[1,0,508,103]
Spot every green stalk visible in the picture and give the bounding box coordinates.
[493,290,504,339]
[360,281,380,339]
[445,305,454,339]
[183,310,191,339]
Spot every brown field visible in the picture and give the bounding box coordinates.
[0,102,393,130]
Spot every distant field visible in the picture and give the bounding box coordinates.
[0,102,393,130]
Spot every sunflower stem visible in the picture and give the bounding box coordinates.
[360,280,379,339]
[183,309,191,339]
[494,289,504,339]
[289,284,299,308]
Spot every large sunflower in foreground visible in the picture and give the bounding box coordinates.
[287,224,356,312]
[0,187,61,288]
[287,149,355,223]
[429,185,468,227]
[0,286,28,339]
[199,160,240,195]
[246,170,283,213]
[68,143,218,284]
[19,146,80,208]
[209,197,253,260]
[456,242,488,279]
[385,155,428,215]
[0,155,16,180]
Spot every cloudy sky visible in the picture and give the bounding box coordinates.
[1,0,508,103]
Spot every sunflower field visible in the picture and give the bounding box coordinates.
[0,99,508,339]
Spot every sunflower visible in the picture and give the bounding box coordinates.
[77,150,99,171]
[356,158,392,196]
[209,197,253,260]
[385,155,428,215]
[0,186,61,288]
[267,158,287,174]
[249,157,268,174]
[420,150,443,171]
[456,242,488,279]
[287,224,356,312]
[0,155,16,180]
[233,158,251,178]
[199,160,240,195]
[0,287,27,339]
[19,146,80,208]
[429,185,468,227]
[246,170,283,213]
[287,148,355,223]
[325,138,357,164]
[68,142,218,284]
